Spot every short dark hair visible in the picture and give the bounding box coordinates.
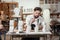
[34,7,42,12]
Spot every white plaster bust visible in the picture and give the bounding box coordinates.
[13,7,20,17]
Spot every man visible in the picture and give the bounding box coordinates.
[22,7,46,40]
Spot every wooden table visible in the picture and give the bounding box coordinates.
[6,32,52,40]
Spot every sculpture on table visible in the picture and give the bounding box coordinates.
[43,9,51,32]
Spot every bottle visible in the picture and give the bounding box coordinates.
[35,26,38,32]
[34,19,39,32]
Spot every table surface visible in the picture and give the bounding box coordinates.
[6,32,52,35]
[6,32,52,38]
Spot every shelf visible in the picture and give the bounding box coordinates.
[0,2,18,31]
[11,15,21,18]
[50,13,60,18]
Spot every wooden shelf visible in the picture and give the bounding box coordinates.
[0,2,18,19]
[0,2,18,31]
[50,13,60,18]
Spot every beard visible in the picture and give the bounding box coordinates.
[34,16,39,18]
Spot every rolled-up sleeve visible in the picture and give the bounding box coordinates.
[39,17,46,32]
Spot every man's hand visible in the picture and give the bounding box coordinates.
[31,18,35,24]
[39,25,43,30]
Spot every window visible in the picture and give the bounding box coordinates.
[40,0,44,4]
[39,0,59,13]
[45,0,59,4]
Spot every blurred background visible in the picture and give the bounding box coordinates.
[0,0,60,40]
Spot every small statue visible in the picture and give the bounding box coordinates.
[13,7,20,17]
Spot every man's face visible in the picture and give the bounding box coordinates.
[34,10,41,18]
